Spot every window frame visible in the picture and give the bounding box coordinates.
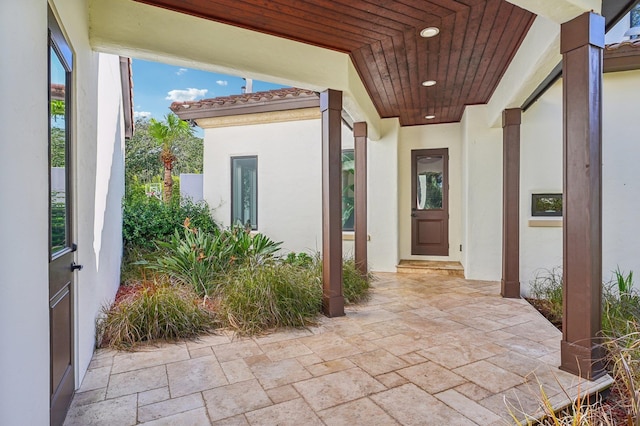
[230,155,258,230]
[48,8,74,261]
[531,193,563,217]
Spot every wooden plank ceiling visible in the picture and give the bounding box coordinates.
[135,0,535,126]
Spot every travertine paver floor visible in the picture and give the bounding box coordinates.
[64,273,612,425]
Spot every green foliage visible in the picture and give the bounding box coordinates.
[125,118,203,185]
[282,252,315,268]
[342,151,355,229]
[342,257,372,304]
[50,99,66,118]
[149,113,193,152]
[96,281,217,350]
[151,227,235,296]
[50,193,66,251]
[603,268,640,338]
[218,263,322,335]
[122,193,217,250]
[224,225,282,265]
[287,252,371,305]
[50,127,66,168]
[528,267,564,324]
[148,225,282,295]
[419,172,443,209]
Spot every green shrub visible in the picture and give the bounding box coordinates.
[150,227,234,296]
[603,268,640,338]
[122,194,217,250]
[282,252,315,268]
[148,225,283,296]
[528,267,563,326]
[96,281,217,350]
[223,224,282,264]
[342,257,372,304]
[305,253,371,305]
[218,263,322,335]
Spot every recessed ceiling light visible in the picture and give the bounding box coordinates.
[420,27,440,38]
[421,80,436,87]
[425,115,436,120]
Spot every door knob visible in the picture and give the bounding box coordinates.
[71,262,83,272]
[411,213,416,217]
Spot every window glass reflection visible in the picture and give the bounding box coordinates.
[416,155,443,210]
[50,46,68,254]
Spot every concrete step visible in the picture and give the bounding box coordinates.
[396,260,465,278]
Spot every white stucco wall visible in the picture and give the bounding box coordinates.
[202,116,398,271]
[520,69,640,293]
[0,1,50,424]
[204,118,324,253]
[0,2,124,423]
[520,82,564,293]
[397,123,463,262]
[602,70,640,282]
[367,118,400,272]
[180,173,204,202]
[461,106,504,281]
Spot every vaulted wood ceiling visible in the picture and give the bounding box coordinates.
[135,0,535,126]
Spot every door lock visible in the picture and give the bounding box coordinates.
[71,262,83,272]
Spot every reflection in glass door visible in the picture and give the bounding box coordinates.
[49,10,75,425]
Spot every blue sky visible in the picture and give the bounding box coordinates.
[132,59,286,134]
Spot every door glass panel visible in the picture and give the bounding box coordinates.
[50,47,69,255]
[416,155,443,210]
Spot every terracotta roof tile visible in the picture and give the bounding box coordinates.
[605,39,640,50]
[50,83,65,100]
[170,87,317,113]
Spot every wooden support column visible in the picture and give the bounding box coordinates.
[321,89,344,317]
[354,122,368,276]
[501,108,521,299]
[560,12,605,380]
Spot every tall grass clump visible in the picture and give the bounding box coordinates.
[528,267,563,328]
[218,263,322,335]
[342,257,372,304]
[97,280,217,350]
[603,268,640,338]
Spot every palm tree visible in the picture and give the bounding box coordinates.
[148,113,194,202]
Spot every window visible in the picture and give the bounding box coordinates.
[531,193,562,217]
[342,150,355,231]
[231,156,257,230]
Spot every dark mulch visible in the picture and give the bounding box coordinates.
[525,297,562,331]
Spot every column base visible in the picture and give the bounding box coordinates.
[500,279,520,298]
[322,295,345,318]
[560,339,606,380]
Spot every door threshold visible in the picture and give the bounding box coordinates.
[396,260,464,278]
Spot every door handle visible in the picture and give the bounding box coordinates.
[411,213,416,217]
[71,262,83,272]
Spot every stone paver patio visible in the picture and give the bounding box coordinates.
[64,273,612,425]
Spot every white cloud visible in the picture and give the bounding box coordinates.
[216,80,228,86]
[165,88,208,102]
[134,111,151,119]
[176,68,188,76]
